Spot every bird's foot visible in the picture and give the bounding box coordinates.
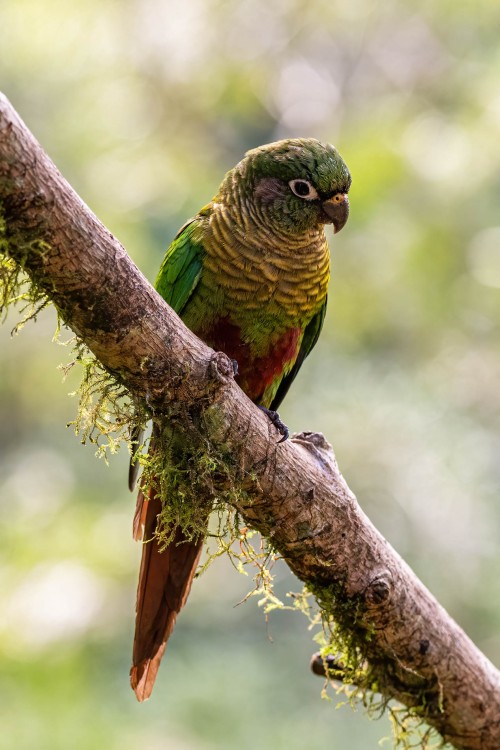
[231,359,239,376]
[258,406,289,443]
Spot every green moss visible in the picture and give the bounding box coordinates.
[62,340,141,461]
[0,208,51,329]
[140,409,247,552]
[386,709,446,749]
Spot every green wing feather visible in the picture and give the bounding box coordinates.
[155,217,205,314]
[270,297,328,411]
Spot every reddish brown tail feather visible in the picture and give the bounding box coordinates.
[130,486,204,701]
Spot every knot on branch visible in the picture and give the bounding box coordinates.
[209,350,236,385]
[292,431,339,474]
[364,572,393,608]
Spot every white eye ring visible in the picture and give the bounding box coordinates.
[288,179,319,201]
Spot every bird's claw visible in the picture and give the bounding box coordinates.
[258,406,289,443]
[231,359,239,376]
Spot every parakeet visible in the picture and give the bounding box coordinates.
[130,138,350,701]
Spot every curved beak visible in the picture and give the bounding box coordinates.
[322,193,349,233]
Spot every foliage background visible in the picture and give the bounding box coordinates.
[1,1,500,747]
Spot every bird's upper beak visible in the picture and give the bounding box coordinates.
[322,193,349,233]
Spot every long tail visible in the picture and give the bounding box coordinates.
[130,486,204,701]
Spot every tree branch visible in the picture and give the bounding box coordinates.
[1,92,499,749]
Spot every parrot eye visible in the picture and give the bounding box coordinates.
[288,179,319,201]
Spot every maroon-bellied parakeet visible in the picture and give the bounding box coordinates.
[130,138,350,700]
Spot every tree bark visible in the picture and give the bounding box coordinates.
[1,92,499,749]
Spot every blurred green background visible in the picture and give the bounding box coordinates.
[2,1,500,747]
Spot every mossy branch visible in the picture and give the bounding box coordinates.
[1,92,500,750]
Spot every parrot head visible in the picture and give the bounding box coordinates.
[225,138,351,235]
